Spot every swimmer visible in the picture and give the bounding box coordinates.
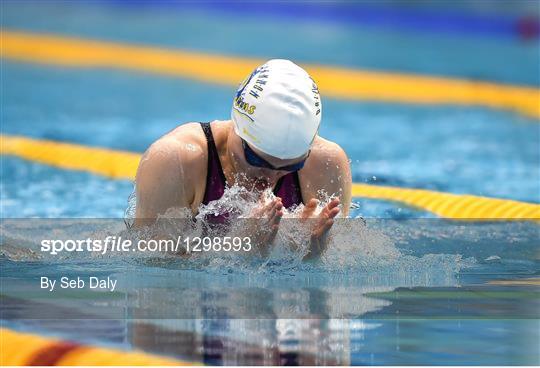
[134,59,352,260]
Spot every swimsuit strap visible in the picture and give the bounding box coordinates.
[200,122,227,205]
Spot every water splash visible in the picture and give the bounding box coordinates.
[0,184,478,285]
[131,185,473,281]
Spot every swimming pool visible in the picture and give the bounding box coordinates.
[1,1,539,365]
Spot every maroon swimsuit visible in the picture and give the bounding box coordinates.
[200,122,303,216]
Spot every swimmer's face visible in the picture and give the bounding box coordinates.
[230,132,308,190]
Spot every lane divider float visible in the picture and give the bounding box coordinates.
[0,328,196,366]
[1,29,539,118]
[2,134,538,220]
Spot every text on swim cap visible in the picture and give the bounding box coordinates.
[311,78,321,116]
[233,64,270,117]
[234,97,256,115]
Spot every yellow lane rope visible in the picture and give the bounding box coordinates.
[2,134,539,220]
[2,29,539,119]
[1,134,140,180]
[0,328,197,366]
[351,184,539,220]
[488,278,540,286]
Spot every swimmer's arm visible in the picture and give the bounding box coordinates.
[301,143,351,261]
[302,142,352,216]
[133,140,199,227]
[323,145,352,216]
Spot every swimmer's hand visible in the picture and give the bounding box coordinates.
[301,198,340,261]
[249,197,283,257]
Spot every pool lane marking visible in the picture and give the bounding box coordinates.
[2,134,539,220]
[488,278,540,286]
[364,289,539,299]
[0,134,140,180]
[1,29,539,119]
[0,328,196,366]
[353,184,540,220]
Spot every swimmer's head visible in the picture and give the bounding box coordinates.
[231,59,322,160]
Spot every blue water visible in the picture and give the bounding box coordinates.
[2,61,539,215]
[1,1,539,365]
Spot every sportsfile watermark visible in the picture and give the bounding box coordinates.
[1,218,538,319]
[40,236,253,255]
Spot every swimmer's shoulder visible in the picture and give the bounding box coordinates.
[142,122,208,173]
[136,122,226,218]
[136,123,208,205]
[303,136,350,170]
[299,136,351,202]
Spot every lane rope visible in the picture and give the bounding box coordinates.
[2,134,538,220]
[2,29,539,118]
[0,328,196,366]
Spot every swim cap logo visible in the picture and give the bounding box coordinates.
[310,78,321,116]
[233,64,270,120]
[234,98,256,116]
[233,67,259,119]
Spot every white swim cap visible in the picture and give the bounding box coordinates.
[231,59,322,159]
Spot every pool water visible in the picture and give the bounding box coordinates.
[1,217,539,365]
[1,1,539,365]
